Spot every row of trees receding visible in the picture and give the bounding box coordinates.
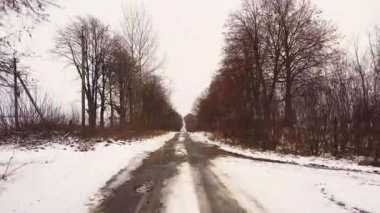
[191,0,380,160]
[54,7,182,131]
[0,1,182,134]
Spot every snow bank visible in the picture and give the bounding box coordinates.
[190,132,380,174]
[0,132,175,213]
[211,156,380,213]
[161,162,200,213]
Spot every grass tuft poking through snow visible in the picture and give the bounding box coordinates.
[0,132,175,213]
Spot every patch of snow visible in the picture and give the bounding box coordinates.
[174,143,187,157]
[161,162,200,213]
[181,119,187,133]
[89,154,148,205]
[0,132,176,213]
[178,136,185,142]
[135,181,154,194]
[211,156,380,213]
[178,130,186,142]
[190,132,380,174]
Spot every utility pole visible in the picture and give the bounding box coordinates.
[13,53,19,131]
[17,76,44,122]
[81,27,86,127]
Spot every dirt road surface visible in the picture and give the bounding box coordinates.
[93,132,247,213]
[91,132,380,213]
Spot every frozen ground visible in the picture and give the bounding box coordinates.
[162,132,198,213]
[161,162,200,213]
[0,132,175,213]
[211,156,380,213]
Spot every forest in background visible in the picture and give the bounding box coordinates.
[190,0,380,161]
[0,0,182,137]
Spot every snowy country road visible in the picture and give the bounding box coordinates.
[94,132,380,213]
[1,131,378,213]
[96,132,245,213]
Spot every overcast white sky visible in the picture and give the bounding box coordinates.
[19,0,380,116]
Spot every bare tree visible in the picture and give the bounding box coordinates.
[368,27,380,162]
[109,35,136,126]
[0,0,57,48]
[122,4,162,122]
[267,0,338,127]
[122,4,160,75]
[54,16,112,128]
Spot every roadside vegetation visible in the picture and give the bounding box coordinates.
[0,0,182,141]
[190,0,380,164]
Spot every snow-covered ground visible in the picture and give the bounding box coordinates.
[1,131,379,213]
[0,132,175,213]
[161,162,200,213]
[190,132,380,213]
[211,156,380,213]
[190,132,380,174]
[161,132,199,213]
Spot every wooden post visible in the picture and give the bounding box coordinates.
[81,27,86,127]
[13,53,19,130]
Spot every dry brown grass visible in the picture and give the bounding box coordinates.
[79,127,168,141]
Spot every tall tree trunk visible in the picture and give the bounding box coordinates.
[99,66,106,129]
[119,83,126,126]
[109,70,114,128]
[88,103,97,129]
[284,71,295,127]
[100,99,105,128]
[129,85,133,123]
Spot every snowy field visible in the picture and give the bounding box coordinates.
[0,132,175,213]
[190,132,380,213]
[212,156,380,213]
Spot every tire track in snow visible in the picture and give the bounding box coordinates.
[184,134,247,213]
